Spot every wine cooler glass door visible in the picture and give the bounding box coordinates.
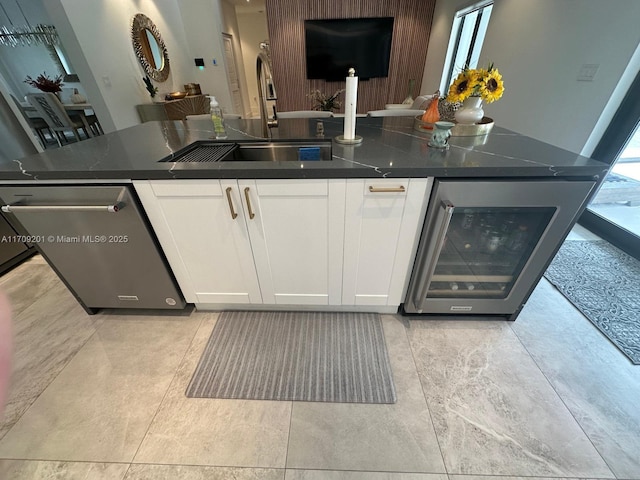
[405,180,595,315]
[428,205,555,299]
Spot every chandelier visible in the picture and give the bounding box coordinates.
[0,1,59,47]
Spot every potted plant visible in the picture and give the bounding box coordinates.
[142,75,158,99]
[308,89,345,112]
[24,72,63,93]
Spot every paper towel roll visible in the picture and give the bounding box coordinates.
[343,71,358,140]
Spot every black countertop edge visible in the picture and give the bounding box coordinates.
[0,118,609,182]
[0,167,607,182]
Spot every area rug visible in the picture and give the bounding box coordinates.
[186,311,397,403]
[544,240,640,364]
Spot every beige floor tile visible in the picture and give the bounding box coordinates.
[0,459,128,480]
[133,315,291,468]
[0,264,102,440]
[286,316,445,473]
[0,261,60,316]
[512,279,640,478]
[566,223,601,241]
[286,470,448,479]
[448,476,604,480]
[0,314,204,462]
[408,319,614,477]
[124,463,284,479]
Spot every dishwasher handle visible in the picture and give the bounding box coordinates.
[1,202,124,213]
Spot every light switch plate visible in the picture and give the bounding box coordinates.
[577,64,599,81]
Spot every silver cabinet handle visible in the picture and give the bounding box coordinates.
[1,203,123,213]
[413,200,455,309]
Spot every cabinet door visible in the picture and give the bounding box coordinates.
[343,178,431,306]
[240,179,346,305]
[134,180,261,304]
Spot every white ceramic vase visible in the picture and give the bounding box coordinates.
[455,96,484,124]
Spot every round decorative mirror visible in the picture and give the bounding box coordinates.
[131,13,170,82]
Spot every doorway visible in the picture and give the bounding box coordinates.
[222,33,244,116]
[579,69,640,259]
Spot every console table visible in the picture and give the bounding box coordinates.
[136,94,208,122]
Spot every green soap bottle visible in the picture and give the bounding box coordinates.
[209,96,227,139]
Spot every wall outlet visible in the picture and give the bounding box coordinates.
[577,64,599,81]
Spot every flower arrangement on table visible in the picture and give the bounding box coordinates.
[446,63,504,103]
[446,63,504,125]
[308,89,345,112]
[24,72,63,93]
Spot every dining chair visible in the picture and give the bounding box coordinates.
[366,109,425,117]
[26,93,96,146]
[75,109,103,136]
[10,94,52,148]
[277,110,333,118]
[59,103,102,137]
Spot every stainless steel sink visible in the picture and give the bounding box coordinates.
[161,140,332,163]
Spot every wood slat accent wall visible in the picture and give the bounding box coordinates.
[265,0,436,114]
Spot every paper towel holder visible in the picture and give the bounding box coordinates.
[336,67,363,145]
[335,135,363,145]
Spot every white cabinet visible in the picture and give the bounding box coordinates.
[342,178,431,307]
[240,179,345,305]
[134,180,261,304]
[134,179,346,307]
[135,177,430,311]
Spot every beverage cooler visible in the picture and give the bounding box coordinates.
[403,179,595,319]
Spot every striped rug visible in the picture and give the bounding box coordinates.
[186,311,396,403]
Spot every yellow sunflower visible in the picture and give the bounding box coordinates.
[479,68,504,103]
[447,71,474,102]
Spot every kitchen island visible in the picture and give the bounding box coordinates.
[0,117,606,181]
[0,117,608,318]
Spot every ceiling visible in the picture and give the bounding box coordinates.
[226,0,266,14]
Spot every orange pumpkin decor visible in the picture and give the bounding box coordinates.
[420,96,440,129]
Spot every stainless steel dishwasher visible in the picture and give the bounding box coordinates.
[0,185,185,313]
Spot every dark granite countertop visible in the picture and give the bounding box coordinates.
[0,117,608,182]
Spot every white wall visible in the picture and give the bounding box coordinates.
[177,0,233,113]
[46,0,196,131]
[0,0,88,106]
[421,0,640,154]
[0,44,60,96]
[220,0,252,117]
[237,10,269,118]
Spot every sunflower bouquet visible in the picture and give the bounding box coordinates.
[446,64,504,104]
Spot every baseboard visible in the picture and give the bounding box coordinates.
[195,303,400,314]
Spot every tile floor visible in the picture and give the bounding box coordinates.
[1,226,639,480]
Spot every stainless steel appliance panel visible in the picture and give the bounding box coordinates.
[0,212,34,274]
[0,185,184,310]
[404,179,595,316]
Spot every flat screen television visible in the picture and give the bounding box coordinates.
[304,17,394,81]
